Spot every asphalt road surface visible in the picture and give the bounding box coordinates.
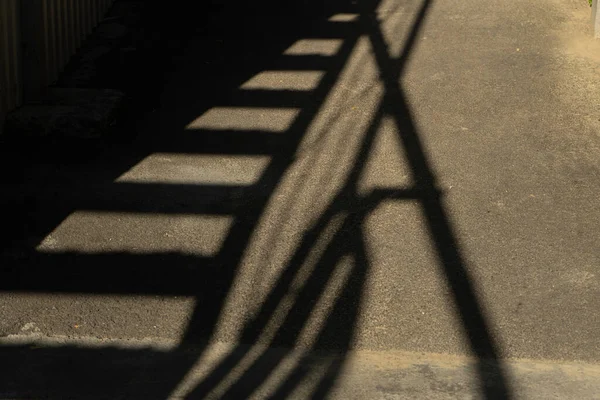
[1,0,599,398]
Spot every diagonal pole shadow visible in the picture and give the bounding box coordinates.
[173,1,512,398]
[360,0,512,397]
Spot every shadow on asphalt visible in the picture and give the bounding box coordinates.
[0,0,511,398]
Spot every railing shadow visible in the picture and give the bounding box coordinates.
[0,0,511,398]
[361,0,511,397]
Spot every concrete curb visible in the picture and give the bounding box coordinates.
[1,335,600,399]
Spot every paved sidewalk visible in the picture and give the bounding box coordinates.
[1,0,599,398]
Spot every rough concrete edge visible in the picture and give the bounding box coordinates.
[3,335,600,399]
[0,332,600,400]
[3,334,600,371]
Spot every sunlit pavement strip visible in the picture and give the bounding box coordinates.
[2,335,600,399]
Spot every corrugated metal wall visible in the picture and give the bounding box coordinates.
[38,0,114,92]
[0,0,22,124]
[1,0,114,124]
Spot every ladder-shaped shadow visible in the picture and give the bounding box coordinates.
[167,1,512,398]
[0,0,511,398]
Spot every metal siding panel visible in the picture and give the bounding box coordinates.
[0,3,7,117]
[76,0,82,49]
[61,0,66,68]
[85,1,91,37]
[1,2,8,112]
[0,1,11,114]
[6,0,116,106]
[52,0,117,84]
[67,0,73,59]
[77,1,81,47]
[9,0,22,108]
[47,0,57,84]
[71,0,77,54]
[63,0,70,67]
[43,0,51,92]
[55,0,61,76]
[0,0,22,123]
[93,0,98,28]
